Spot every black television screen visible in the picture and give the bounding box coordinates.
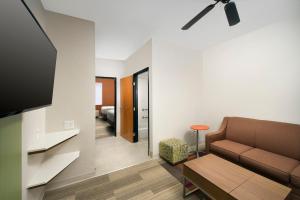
[0,0,57,118]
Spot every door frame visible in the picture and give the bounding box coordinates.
[95,76,117,137]
[133,67,150,155]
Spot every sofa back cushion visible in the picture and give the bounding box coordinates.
[255,120,300,160]
[226,117,257,147]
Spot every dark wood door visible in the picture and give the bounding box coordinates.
[120,76,134,142]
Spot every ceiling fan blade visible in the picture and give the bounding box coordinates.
[182,4,216,30]
[224,1,240,26]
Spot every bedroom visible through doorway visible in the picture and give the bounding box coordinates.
[95,77,116,139]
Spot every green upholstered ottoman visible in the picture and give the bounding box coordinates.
[159,138,188,165]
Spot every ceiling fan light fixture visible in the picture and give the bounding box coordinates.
[224,1,240,26]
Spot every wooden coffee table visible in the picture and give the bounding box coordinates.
[183,154,291,200]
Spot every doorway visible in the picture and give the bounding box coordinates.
[120,68,150,155]
[95,77,117,139]
[133,68,149,154]
[95,70,150,176]
[120,76,134,142]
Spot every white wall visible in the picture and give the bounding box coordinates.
[95,58,124,135]
[151,39,203,155]
[201,19,300,131]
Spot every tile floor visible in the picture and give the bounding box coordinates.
[95,136,150,176]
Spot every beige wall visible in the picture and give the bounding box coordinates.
[23,0,96,195]
[125,40,152,76]
[44,11,96,190]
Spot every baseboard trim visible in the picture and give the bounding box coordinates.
[44,159,157,193]
[45,171,95,192]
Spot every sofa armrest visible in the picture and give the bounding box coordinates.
[205,117,228,153]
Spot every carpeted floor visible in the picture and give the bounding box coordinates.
[44,159,207,200]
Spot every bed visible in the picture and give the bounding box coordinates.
[107,109,115,127]
[100,106,114,120]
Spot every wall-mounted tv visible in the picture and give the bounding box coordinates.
[0,0,57,118]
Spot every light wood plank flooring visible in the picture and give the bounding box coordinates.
[44,160,205,200]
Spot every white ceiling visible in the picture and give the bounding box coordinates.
[41,0,300,60]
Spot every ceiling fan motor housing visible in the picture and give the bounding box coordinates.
[224,2,240,26]
[220,0,230,4]
[182,0,240,30]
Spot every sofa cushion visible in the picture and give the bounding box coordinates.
[240,148,299,183]
[226,117,257,147]
[210,139,253,162]
[255,120,300,160]
[291,165,300,188]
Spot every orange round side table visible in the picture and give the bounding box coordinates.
[191,125,209,157]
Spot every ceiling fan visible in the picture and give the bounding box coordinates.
[182,0,240,30]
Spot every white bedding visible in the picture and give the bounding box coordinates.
[101,106,114,115]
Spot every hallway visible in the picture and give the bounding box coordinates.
[95,136,150,176]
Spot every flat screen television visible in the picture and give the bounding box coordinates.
[0,0,57,118]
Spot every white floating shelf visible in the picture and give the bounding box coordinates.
[28,129,80,153]
[27,151,80,188]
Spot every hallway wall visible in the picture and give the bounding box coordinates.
[44,10,96,190]
[20,0,96,192]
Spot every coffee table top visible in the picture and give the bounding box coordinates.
[184,154,254,193]
[231,174,291,200]
[183,154,291,200]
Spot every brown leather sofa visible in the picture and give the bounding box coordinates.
[206,117,300,199]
